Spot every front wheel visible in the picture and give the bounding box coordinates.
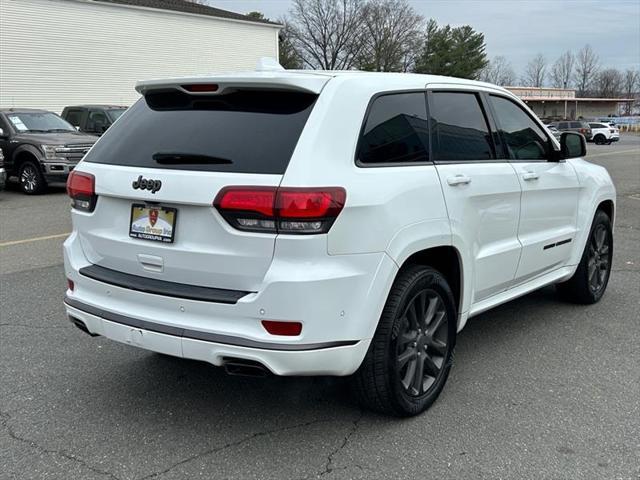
[19,160,47,195]
[557,210,613,304]
[352,265,456,416]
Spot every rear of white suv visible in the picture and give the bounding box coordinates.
[64,70,615,416]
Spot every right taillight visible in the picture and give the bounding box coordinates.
[67,171,96,212]
[214,186,346,234]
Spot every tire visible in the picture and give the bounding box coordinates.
[19,160,47,195]
[352,265,457,416]
[557,210,613,304]
[594,134,606,145]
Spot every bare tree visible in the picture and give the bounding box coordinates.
[622,69,640,114]
[522,54,546,87]
[286,0,366,70]
[595,68,623,98]
[480,56,516,86]
[574,44,599,96]
[550,51,574,89]
[357,0,423,72]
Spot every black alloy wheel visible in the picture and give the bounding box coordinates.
[396,289,449,396]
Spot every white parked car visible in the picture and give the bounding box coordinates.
[589,122,620,144]
[63,67,616,416]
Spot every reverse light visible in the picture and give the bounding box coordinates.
[261,320,303,336]
[67,171,96,212]
[214,186,346,234]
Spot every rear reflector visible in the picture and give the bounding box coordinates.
[67,278,75,291]
[214,186,346,234]
[67,171,96,212]
[181,83,219,93]
[261,320,302,336]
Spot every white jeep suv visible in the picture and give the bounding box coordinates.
[63,68,616,416]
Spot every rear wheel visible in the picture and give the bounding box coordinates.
[353,265,456,416]
[594,134,606,145]
[557,210,613,304]
[19,160,47,195]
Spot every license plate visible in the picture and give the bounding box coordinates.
[129,204,177,243]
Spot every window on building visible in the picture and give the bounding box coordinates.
[430,92,494,161]
[357,92,429,165]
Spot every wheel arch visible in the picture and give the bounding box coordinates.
[597,199,614,225]
[396,245,464,330]
[13,145,43,171]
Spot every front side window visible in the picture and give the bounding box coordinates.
[65,110,84,127]
[357,92,429,165]
[489,95,549,160]
[429,92,494,161]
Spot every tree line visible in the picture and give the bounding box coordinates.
[517,46,639,103]
[249,0,489,79]
[243,0,638,111]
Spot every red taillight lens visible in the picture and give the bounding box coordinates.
[182,83,219,93]
[66,171,96,212]
[276,188,346,218]
[261,320,302,336]
[214,186,346,234]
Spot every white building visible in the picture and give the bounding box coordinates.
[0,0,281,113]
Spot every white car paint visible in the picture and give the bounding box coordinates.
[63,69,616,377]
[589,122,620,144]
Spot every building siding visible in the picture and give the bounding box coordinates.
[0,0,279,113]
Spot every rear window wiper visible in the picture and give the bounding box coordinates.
[152,153,233,165]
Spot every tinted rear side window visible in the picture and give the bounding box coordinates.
[357,92,429,165]
[570,122,583,128]
[429,92,494,161]
[84,90,317,174]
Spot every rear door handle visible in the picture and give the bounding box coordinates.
[522,171,539,181]
[447,175,471,186]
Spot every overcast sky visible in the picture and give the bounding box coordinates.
[211,0,640,75]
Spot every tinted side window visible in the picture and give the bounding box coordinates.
[559,122,569,129]
[65,109,84,127]
[429,92,493,161]
[570,122,583,128]
[489,95,549,160]
[358,93,428,165]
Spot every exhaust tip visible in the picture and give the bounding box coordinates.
[223,358,270,377]
[68,316,100,337]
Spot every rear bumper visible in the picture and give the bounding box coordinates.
[65,299,370,376]
[63,231,397,376]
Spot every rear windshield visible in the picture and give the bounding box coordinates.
[84,90,317,174]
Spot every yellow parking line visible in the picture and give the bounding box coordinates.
[0,232,70,247]
[587,148,640,159]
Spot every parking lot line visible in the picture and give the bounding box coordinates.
[587,148,640,158]
[0,232,70,247]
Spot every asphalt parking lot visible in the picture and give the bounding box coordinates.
[1,137,639,480]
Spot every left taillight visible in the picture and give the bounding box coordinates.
[214,186,346,234]
[67,171,96,212]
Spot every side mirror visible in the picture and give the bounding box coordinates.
[559,132,586,160]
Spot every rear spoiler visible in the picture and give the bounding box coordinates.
[136,73,331,96]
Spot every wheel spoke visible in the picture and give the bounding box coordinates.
[397,348,414,368]
[398,328,416,347]
[429,338,447,356]
[416,291,427,321]
[407,302,419,328]
[600,244,609,256]
[401,358,417,390]
[424,296,438,325]
[427,310,446,336]
[423,354,440,378]
[595,228,605,250]
[411,355,425,394]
